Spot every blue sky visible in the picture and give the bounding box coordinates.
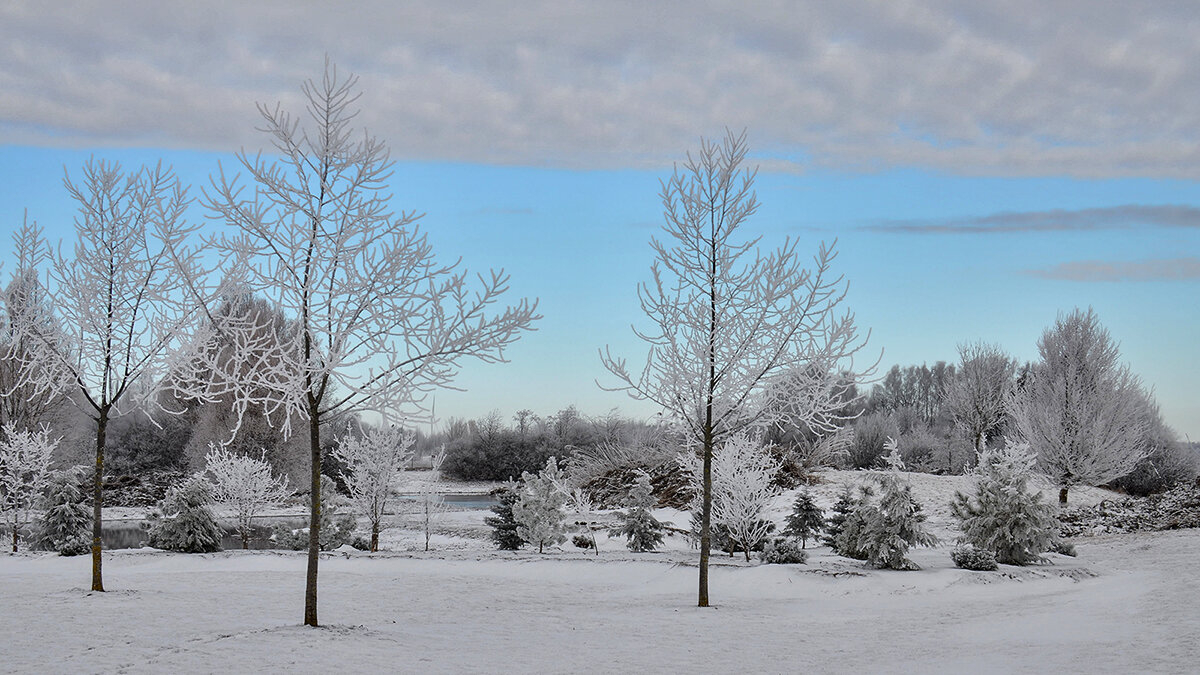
[1,2,1198,440]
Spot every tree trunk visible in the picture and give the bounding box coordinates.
[304,412,321,627]
[698,431,713,607]
[11,527,16,553]
[1059,486,1069,505]
[91,411,107,592]
[371,520,379,553]
[743,544,751,563]
[241,528,250,550]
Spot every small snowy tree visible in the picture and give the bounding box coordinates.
[1008,308,1149,504]
[0,423,58,551]
[783,488,824,548]
[146,476,223,553]
[951,438,1060,565]
[684,434,781,562]
[513,457,568,554]
[484,483,524,550]
[416,446,448,552]
[331,424,415,552]
[945,341,1017,465]
[32,466,91,556]
[850,440,939,570]
[612,470,665,552]
[204,445,292,549]
[823,484,861,549]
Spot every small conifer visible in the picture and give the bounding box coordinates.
[783,488,824,548]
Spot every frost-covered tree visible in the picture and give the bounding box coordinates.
[0,257,68,433]
[945,341,1017,466]
[783,488,824,548]
[612,470,664,552]
[513,457,568,554]
[145,475,223,553]
[823,484,863,550]
[951,439,1060,565]
[330,424,414,552]
[6,163,212,590]
[0,423,58,551]
[484,483,524,551]
[1008,308,1149,504]
[32,466,91,556]
[845,440,938,570]
[601,130,870,605]
[204,445,292,549]
[683,434,781,562]
[175,61,537,625]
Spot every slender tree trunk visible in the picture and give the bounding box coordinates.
[1059,486,1069,505]
[241,528,250,550]
[91,410,107,592]
[304,411,321,627]
[11,527,16,553]
[371,520,379,553]
[698,429,713,607]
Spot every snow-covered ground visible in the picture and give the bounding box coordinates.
[2,470,1195,673]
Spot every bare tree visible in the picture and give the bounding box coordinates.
[204,445,292,549]
[331,423,414,552]
[7,163,210,591]
[0,423,58,551]
[1008,308,1149,504]
[944,341,1017,468]
[601,130,870,606]
[178,60,538,626]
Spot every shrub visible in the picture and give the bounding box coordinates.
[759,537,808,564]
[1107,439,1198,497]
[1049,540,1077,557]
[513,457,568,553]
[846,413,899,469]
[484,485,525,550]
[572,533,595,550]
[951,545,998,571]
[145,476,223,553]
[951,439,1059,565]
[441,431,558,482]
[32,466,91,556]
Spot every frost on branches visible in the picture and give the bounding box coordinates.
[1008,308,1149,504]
[145,476,223,554]
[172,59,537,626]
[330,424,415,552]
[951,439,1060,565]
[0,423,58,551]
[512,457,568,554]
[600,130,870,605]
[204,445,292,549]
[32,466,91,556]
[682,434,781,562]
[5,162,215,591]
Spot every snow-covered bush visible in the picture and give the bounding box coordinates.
[682,434,782,562]
[272,476,355,551]
[145,476,223,553]
[572,533,595,550]
[783,488,824,548]
[32,466,91,556]
[611,471,664,552]
[513,457,568,553]
[759,537,808,564]
[1049,540,1077,557]
[330,424,414,552]
[951,544,998,571]
[484,484,525,550]
[0,423,58,551]
[204,445,291,549]
[841,440,939,570]
[951,439,1059,565]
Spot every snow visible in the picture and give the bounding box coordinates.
[1,471,1195,673]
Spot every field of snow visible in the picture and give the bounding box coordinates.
[1,470,1196,673]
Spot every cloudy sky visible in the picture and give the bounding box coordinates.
[1,1,1197,440]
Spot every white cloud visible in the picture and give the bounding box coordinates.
[4,1,1200,176]
[1025,257,1200,282]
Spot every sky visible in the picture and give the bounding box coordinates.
[0,1,1197,441]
